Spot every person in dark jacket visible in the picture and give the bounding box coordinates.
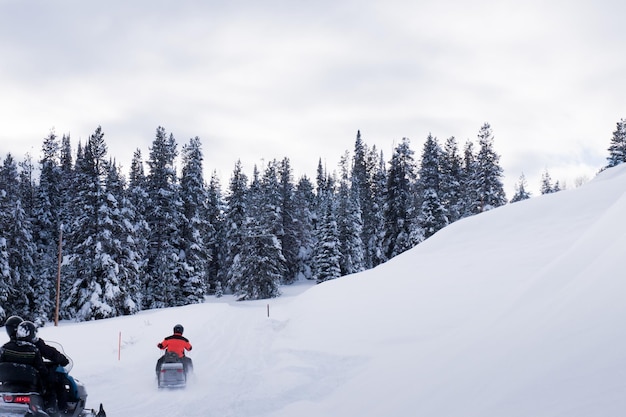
[0,321,47,374]
[36,338,70,413]
[4,316,69,366]
[156,324,193,376]
[2,317,70,413]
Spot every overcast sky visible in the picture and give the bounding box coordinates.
[1,0,624,195]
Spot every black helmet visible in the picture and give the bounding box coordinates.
[16,321,38,343]
[5,315,24,340]
[173,324,184,334]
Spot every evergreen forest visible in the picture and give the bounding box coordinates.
[1,118,624,323]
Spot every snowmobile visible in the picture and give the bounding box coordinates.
[156,352,189,389]
[0,343,106,417]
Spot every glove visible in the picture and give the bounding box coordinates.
[158,343,164,349]
[59,356,70,367]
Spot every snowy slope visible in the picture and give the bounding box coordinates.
[8,164,626,417]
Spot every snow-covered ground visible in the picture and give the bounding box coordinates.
[8,164,626,417]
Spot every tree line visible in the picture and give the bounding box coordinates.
[3,118,621,323]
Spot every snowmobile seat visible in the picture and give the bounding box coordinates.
[163,351,182,363]
[0,362,43,393]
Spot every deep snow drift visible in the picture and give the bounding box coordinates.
[6,164,626,417]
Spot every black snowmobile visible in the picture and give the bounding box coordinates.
[156,352,190,389]
[0,343,106,417]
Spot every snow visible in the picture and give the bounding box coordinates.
[6,164,626,416]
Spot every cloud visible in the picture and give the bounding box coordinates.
[0,0,624,197]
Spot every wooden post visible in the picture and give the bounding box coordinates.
[54,225,63,326]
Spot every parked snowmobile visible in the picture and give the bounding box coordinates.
[156,351,188,389]
[0,343,106,417]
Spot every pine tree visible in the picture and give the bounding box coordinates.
[18,155,36,222]
[313,191,341,284]
[383,137,418,259]
[0,236,9,320]
[223,160,249,294]
[16,155,37,316]
[102,161,142,315]
[144,127,183,308]
[292,175,316,280]
[64,126,121,320]
[58,134,77,244]
[440,136,464,223]
[259,161,285,267]
[128,149,150,309]
[368,147,387,266]
[510,173,532,202]
[475,123,507,211]
[278,158,300,284]
[417,134,448,239]
[351,131,374,269]
[179,137,210,303]
[206,171,225,295]
[0,154,36,318]
[32,131,63,323]
[227,160,285,300]
[231,228,284,300]
[337,152,364,275]
[606,118,626,168]
[540,169,561,194]
[0,154,18,319]
[459,140,480,217]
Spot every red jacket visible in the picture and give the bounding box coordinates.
[157,333,192,358]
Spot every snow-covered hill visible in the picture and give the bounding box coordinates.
[10,164,626,417]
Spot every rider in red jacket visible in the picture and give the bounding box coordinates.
[156,324,193,375]
[157,324,192,358]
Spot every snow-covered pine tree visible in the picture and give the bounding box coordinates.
[32,131,63,323]
[278,157,300,284]
[475,123,507,211]
[223,160,249,294]
[58,134,76,237]
[16,156,38,317]
[440,136,464,223]
[227,160,285,300]
[292,175,316,280]
[0,154,18,319]
[383,137,417,259]
[0,236,9,320]
[18,155,36,221]
[315,158,336,211]
[230,221,284,300]
[257,161,285,287]
[459,140,480,217]
[351,131,375,269]
[206,171,225,295]
[179,136,210,304]
[606,118,626,168]
[337,151,364,275]
[313,187,341,284]
[127,149,150,310]
[417,134,447,239]
[510,173,532,202]
[102,161,142,316]
[144,127,183,308]
[0,154,36,318]
[367,146,387,266]
[56,135,78,306]
[63,126,113,320]
[540,169,557,194]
